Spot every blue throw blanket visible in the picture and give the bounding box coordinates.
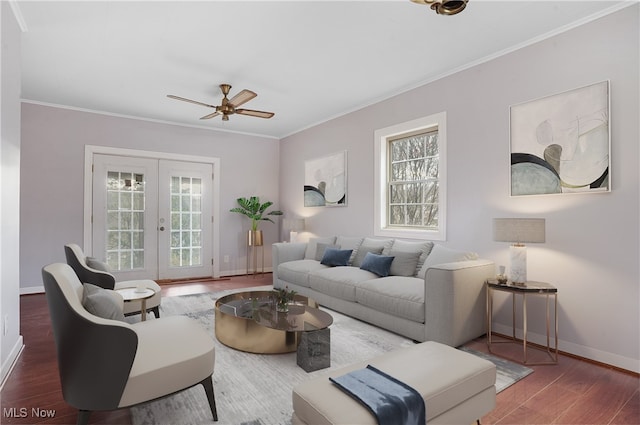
[329,365,425,425]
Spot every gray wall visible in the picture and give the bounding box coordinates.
[13,4,640,373]
[1,1,23,383]
[279,6,639,371]
[20,104,281,288]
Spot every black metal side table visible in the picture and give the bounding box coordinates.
[486,279,558,365]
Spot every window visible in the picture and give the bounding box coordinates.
[374,112,447,240]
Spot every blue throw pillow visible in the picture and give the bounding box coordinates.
[360,252,395,277]
[320,248,353,267]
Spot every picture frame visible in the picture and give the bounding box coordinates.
[509,80,610,196]
[304,151,347,207]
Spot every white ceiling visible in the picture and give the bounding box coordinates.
[16,1,630,139]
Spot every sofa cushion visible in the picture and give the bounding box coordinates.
[389,250,421,277]
[388,240,434,276]
[352,246,383,267]
[304,237,337,260]
[278,259,329,288]
[82,283,126,321]
[121,315,215,407]
[359,252,395,277]
[355,276,425,323]
[335,236,364,264]
[320,248,353,267]
[417,244,478,279]
[315,243,340,261]
[309,267,378,302]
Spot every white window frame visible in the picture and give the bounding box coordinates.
[374,111,447,241]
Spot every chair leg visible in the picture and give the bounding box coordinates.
[151,306,160,318]
[200,376,218,421]
[77,410,92,425]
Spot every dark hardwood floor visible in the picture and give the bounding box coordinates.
[2,274,638,425]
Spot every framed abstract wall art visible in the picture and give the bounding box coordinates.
[509,80,610,196]
[304,151,347,207]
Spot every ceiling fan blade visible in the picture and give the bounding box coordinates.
[200,111,221,120]
[235,109,275,119]
[228,89,257,107]
[167,95,217,109]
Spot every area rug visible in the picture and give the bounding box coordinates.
[130,287,532,425]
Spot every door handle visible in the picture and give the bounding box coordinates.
[159,226,165,231]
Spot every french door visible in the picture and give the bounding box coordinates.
[92,154,213,281]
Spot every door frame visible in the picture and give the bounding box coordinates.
[84,145,221,278]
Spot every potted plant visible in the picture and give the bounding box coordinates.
[272,286,297,313]
[230,196,283,247]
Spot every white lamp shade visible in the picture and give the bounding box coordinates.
[493,218,545,244]
[283,218,305,232]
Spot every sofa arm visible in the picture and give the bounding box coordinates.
[272,242,307,284]
[424,259,495,347]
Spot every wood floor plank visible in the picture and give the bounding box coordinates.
[610,389,640,425]
[3,273,638,425]
[554,369,639,424]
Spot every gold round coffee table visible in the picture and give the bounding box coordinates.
[214,290,333,355]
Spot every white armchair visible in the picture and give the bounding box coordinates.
[42,263,218,425]
[64,243,161,319]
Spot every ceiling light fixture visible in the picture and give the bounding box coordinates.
[410,0,469,16]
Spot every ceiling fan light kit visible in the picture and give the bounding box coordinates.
[410,0,468,15]
[167,84,274,122]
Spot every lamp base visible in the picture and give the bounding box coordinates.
[509,245,527,284]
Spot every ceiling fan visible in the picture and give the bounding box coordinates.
[167,84,275,121]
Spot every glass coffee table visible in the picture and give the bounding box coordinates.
[215,290,333,371]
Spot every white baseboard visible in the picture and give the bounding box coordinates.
[219,267,273,277]
[20,285,44,295]
[491,323,639,373]
[0,335,24,390]
[21,268,273,294]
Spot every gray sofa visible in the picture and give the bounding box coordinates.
[272,236,495,347]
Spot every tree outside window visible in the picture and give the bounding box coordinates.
[388,130,439,229]
[374,112,446,241]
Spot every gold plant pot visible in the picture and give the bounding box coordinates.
[247,230,263,246]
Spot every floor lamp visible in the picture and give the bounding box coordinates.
[493,218,545,285]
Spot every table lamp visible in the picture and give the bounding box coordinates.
[493,218,545,285]
[283,218,305,243]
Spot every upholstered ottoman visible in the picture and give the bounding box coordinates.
[292,341,496,425]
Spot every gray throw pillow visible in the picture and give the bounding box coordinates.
[315,243,340,261]
[388,240,434,276]
[352,246,384,267]
[335,236,364,264]
[86,257,112,273]
[359,252,395,277]
[320,248,353,267]
[389,250,422,277]
[82,283,125,321]
[304,237,337,260]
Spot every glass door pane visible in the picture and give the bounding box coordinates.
[170,175,203,267]
[158,160,212,280]
[92,155,159,281]
[106,171,146,271]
